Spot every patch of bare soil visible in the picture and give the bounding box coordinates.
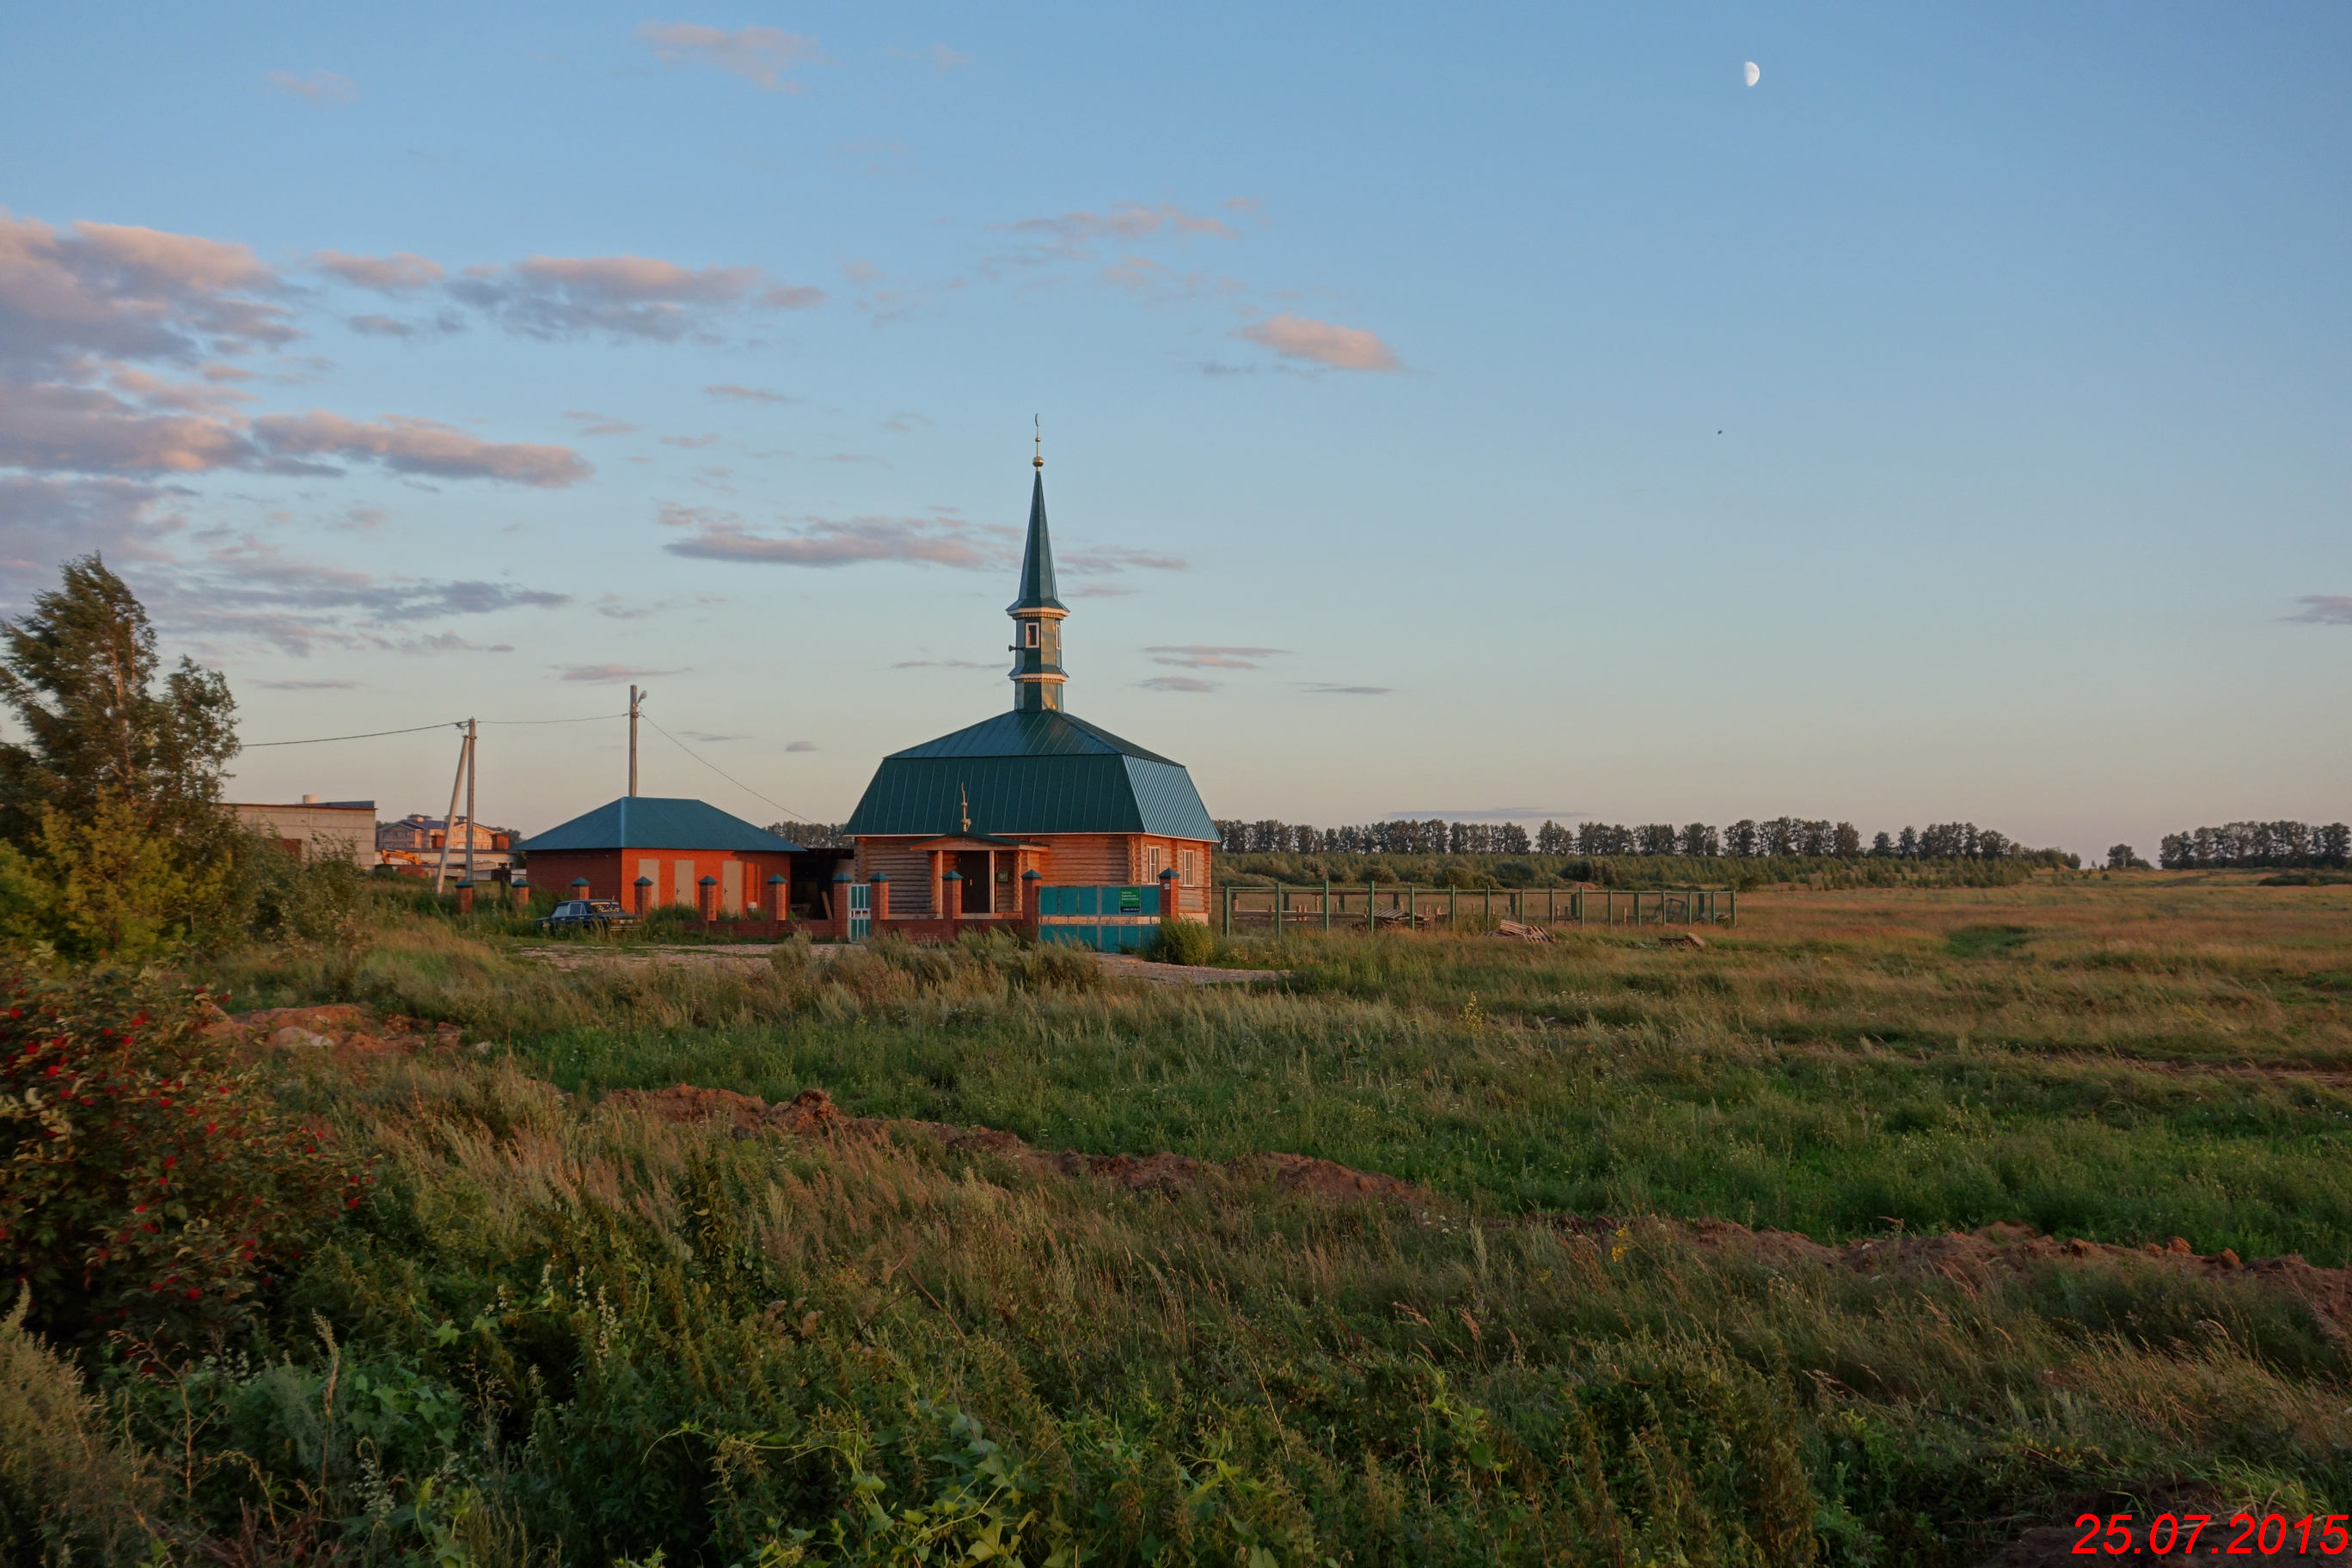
[604,1084,1417,1200]
[601,1084,2352,1342]
[1093,954,1290,987]
[205,1002,474,1061]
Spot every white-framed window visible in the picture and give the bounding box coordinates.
[1145,845,1165,881]
[1025,622,1038,648]
[1179,848,1197,885]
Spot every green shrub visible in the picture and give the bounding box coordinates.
[0,971,367,1348]
[1154,916,1215,965]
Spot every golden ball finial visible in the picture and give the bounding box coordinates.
[1032,415,1043,469]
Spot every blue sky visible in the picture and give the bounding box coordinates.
[3,3,2345,856]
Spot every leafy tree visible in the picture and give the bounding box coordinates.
[0,555,236,849]
[0,557,241,958]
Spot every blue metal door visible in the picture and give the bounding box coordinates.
[848,880,871,940]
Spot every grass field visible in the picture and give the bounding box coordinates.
[15,873,2351,1565]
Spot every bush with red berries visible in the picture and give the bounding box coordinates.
[0,971,368,1347]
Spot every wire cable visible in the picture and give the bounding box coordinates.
[245,712,626,747]
[642,715,816,823]
[243,721,462,748]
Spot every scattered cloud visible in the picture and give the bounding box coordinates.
[2288,596,2352,624]
[660,432,721,448]
[1146,644,1282,670]
[892,658,995,670]
[264,69,357,102]
[254,678,361,690]
[0,211,294,374]
[315,250,443,292]
[881,411,928,433]
[680,731,745,743]
[565,409,640,437]
[890,43,971,71]
[1002,202,1237,260]
[636,22,824,92]
[1303,683,1392,695]
[1239,314,1401,372]
[1140,675,1216,693]
[706,383,797,405]
[785,739,819,751]
[554,663,686,683]
[249,411,591,486]
[0,475,184,602]
[345,311,465,340]
[668,513,1008,570]
[448,254,822,341]
[1061,546,1186,577]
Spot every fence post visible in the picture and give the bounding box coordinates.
[1222,883,1231,938]
[1450,887,1458,929]
[1406,884,1415,929]
[1322,879,1331,934]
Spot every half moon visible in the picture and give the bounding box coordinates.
[1743,61,1761,87]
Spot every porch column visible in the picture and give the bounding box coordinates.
[1022,867,1042,936]
[942,870,962,937]
[634,876,653,916]
[697,875,719,922]
[929,850,946,919]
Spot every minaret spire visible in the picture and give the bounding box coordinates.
[1008,431,1068,713]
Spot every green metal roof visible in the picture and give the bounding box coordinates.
[1007,470,1064,612]
[518,796,803,854]
[843,710,1216,840]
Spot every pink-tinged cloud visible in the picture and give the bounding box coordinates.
[556,663,687,683]
[1060,545,1187,576]
[1305,683,1393,695]
[2289,596,2352,624]
[450,254,823,340]
[0,210,294,371]
[0,381,260,474]
[667,515,1008,570]
[1239,313,1401,372]
[706,383,797,405]
[567,409,640,437]
[786,738,819,751]
[1146,644,1284,670]
[636,22,824,91]
[316,249,444,292]
[1007,202,1237,252]
[1140,676,1216,693]
[251,413,591,486]
[265,69,357,101]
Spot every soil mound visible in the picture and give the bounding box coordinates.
[603,1081,2352,1341]
[212,1002,469,1060]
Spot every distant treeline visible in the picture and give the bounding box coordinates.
[1216,850,2065,891]
[2158,821,2351,870]
[770,821,849,847]
[1215,817,2073,865]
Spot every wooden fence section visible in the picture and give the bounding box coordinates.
[1219,882,1733,936]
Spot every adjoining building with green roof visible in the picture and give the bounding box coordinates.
[518,795,801,917]
[843,455,1219,923]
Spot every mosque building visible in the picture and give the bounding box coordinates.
[841,450,1219,923]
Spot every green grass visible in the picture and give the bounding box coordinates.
[54,877,2336,1564]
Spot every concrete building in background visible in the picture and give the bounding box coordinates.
[377,814,517,878]
[228,797,376,861]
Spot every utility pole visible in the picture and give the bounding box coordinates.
[433,725,469,894]
[628,685,646,796]
[462,716,478,888]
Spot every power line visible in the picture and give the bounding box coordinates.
[244,721,462,748]
[245,712,625,748]
[642,714,816,823]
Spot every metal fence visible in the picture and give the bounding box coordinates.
[1219,882,1733,935]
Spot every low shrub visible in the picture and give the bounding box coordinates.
[1154,916,1216,965]
[0,971,367,1349]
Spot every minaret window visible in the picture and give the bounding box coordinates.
[1026,623,1038,648]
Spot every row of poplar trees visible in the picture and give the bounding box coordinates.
[1216,818,2054,861]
